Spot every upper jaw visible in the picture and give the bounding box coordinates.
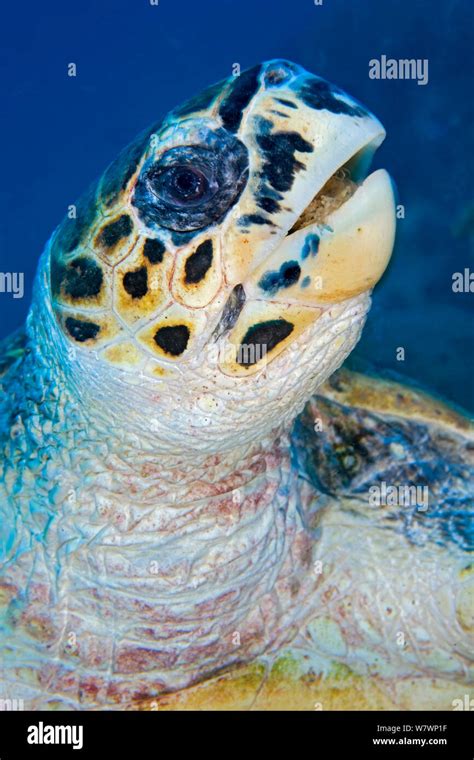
[221,67,392,289]
[212,66,397,377]
[213,160,395,379]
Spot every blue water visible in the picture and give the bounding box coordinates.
[0,0,472,409]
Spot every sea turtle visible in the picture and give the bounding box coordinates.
[0,60,472,711]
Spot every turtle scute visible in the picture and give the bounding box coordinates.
[292,368,474,552]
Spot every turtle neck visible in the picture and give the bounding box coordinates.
[0,249,369,707]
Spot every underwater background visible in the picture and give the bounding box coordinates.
[0,0,472,409]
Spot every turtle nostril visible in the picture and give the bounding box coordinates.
[263,60,298,87]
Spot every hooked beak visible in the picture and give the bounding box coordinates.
[215,61,397,376]
[217,162,396,377]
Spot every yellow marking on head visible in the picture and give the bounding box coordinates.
[136,303,207,361]
[51,251,112,311]
[92,212,138,265]
[146,362,171,378]
[101,342,143,367]
[54,307,123,347]
[114,240,173,326]
[218,300,323,376]
[171,237,222,308]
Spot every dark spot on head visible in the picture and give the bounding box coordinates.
[143,238,165,264]
[256,183,283,215]
[65,317,100,342]
[59,257,103,300]
[173,80,225,118]
[301,276,311,288]
[219,65,262,132]
[238,318,294,366]
[238,213,274,227]
[258,261,301,295]
[275,97,297,108]
[100,122,162,207]
[184,239,213,284]
[154,324,190,356]
[257,196,280,214]
[98,214,133,248]
[257,124,313,194]
[212,284,246,340]
[298,78,368,118]
[123,267,148,299]
[302,233,320,260]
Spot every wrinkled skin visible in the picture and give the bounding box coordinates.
[0,60,472,710]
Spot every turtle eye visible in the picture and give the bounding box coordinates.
[133,128,249,234]
[149,165,214,207]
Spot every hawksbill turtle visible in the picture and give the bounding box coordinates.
[0,60,472,711]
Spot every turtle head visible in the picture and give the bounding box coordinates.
[45,60,395,449]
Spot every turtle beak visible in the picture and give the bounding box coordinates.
[244,167,396,305]
[217,166,396,377]
[220,60,397,296]
[215,60,397,377]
